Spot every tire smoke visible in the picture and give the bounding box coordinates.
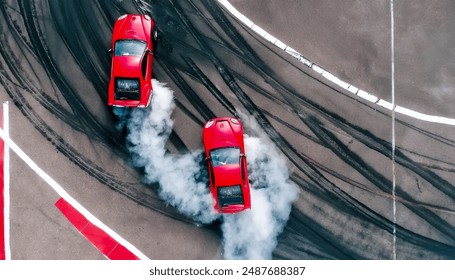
[114,79,217,224]
[114,79,298,259]
[221,119,299,259]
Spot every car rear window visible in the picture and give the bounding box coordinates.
[217,185,244,207]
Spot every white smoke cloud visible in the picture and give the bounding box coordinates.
[221,134,299,259]
[114,80,298,259]
[114,79,218,224]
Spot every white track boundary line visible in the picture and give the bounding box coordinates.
[0,126,149,260]
[217,0,455,126]
[3,102,10,260]
[390,0,397,260]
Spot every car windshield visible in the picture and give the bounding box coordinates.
[210,147,240,167]
[114,40,146,57]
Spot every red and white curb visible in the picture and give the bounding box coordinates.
[54,198,142,260]
[217,0,455,126]
[0,102,148,260]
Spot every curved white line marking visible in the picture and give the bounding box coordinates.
[217,0,455,126]
[0,127,149,260]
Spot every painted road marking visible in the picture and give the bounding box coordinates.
[217,0,455,126]
[0,125,149,260]
[0,104,5,259]
[55,198,140,260]
[0,102,10,260]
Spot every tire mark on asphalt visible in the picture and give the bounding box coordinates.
[172,0,398,258]
[227,11,455,151]
[181,56,237,116]
[156,56,216,122]
[48,1,110,101]
[208,0,455,208]
[174,98,205,127]
[5,0,453,259]
[291,171,455,257]
[301,113,455,240]
[164,48,385,207]
[193,1,455,258]
[97,0,131,26]
[1,0,208,228]
[0,71,199,226]
[0,1,90,134]
[19,0,123,149]
[233,64,455,173]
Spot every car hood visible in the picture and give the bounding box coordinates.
[206,119,241,150]
[213,164,242,187]
[112,56,141,77]
[114,15,147,41]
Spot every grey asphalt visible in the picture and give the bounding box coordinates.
[1,0,454,260]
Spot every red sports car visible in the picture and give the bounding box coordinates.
[202,117,252,214]
[108,14,157,107]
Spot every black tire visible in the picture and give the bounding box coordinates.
[152,26,158,51]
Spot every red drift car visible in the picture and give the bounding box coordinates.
[108,14,157,107]
[202,117,252,214]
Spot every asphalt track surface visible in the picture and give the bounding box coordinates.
[1,0,455,259]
